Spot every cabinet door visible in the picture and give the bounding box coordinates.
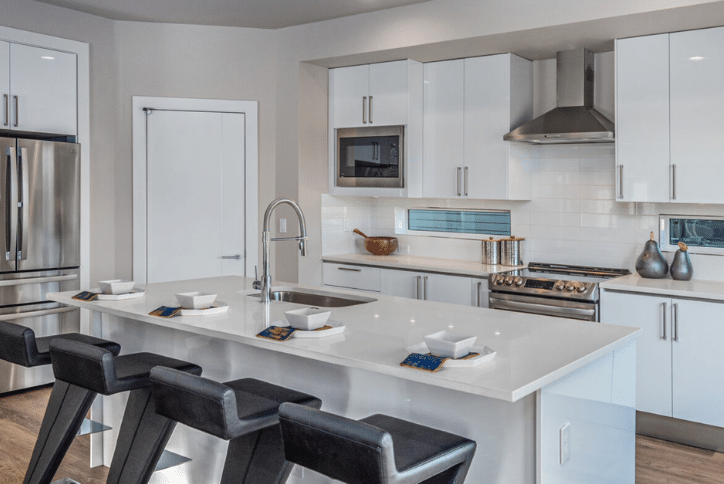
[322,263,381,292]
[380,268,422,299]
[424,273,473,306]
[615,35,670,203]
[422,60,464,198]
[464,54,510,200]
[670,27,724,203]
[10,44,77,136]
[368,60,408,126]
[332,64,369,128]
[0,42,8,129]
[672,299,724,427]
[601,291,672,416]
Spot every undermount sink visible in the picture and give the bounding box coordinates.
[248,288,376,307]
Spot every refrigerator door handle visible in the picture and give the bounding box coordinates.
[0,273,78,287]
[0,305,77,322]
[5,146,17,263]
[18,146,29,261]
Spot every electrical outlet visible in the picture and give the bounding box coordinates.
[280,218,287,233]
[559,423,571,465]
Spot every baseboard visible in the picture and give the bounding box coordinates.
[0,382,53,398]
[637,411,724,452]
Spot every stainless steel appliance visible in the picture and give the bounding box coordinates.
[0,137,80,393]
[336,125,404,188]
[489,263,630,321]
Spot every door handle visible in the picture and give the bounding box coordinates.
[477,281,483,307]
[619,165,624,199]
[672,303,679,342]
[661,302,667,340]
[415,275,421,299]
[221,254,241,260]
[5,147,17,263]
[423,276,428,301]
[362,96,367,124]
[457,167,462,196]
[18,147,29,261]
[671,164,677,200]
[368,95,373,124]
[3,94,7,127]
[337,267,361,272]
[13,95,18,127]
[464,166,469,196]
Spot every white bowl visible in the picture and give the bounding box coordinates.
[175,292,217,309]
[424,330,477,359]
[284,307,332,330]
[98,279,136,295]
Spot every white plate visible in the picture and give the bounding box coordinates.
[406,342,496,368]
[95,289,146,301]
[273,320,346,338]
[179,302,229,316]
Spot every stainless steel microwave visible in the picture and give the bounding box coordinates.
[336,125,404,188]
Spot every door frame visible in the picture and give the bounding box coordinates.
[132,96,258,283]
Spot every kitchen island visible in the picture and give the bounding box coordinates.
[50,276,640,484]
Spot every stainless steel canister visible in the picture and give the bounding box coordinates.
[500,236,524,266]
[482,237,500,265]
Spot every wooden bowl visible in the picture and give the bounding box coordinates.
[363,236,398,256]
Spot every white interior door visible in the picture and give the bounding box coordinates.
[146,110,245,283]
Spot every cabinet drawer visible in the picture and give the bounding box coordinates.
[323,263,381,292]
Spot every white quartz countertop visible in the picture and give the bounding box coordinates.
[322,253,522,277]
[601,273,724,302]
[50,276,640,403]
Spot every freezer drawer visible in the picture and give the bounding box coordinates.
[0,302,79,394]
[0,269,79,307]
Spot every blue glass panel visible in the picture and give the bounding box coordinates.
[408,209,511,235]
[669,218,724,248]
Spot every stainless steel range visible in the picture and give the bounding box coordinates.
[488,263,630,321]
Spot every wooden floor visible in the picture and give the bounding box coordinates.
[1,387,724,483]
[0,386,108,484]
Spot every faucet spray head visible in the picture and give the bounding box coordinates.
[299,239,308,256]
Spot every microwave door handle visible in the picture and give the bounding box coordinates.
[18,147,28,261]
[5,147,17,263]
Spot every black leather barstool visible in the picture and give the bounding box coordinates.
[23,339,202,484]
[278,403,477,484]
[149,366,322,484]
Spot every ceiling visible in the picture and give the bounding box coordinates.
[34,0,435,29]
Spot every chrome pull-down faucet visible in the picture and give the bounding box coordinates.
[255,198,308,303]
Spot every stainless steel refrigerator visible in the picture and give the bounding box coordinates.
[0,137,80,394]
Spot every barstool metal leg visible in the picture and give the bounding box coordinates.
[221,423,293,484]
[24,381,97,484]
[105,386,179,484]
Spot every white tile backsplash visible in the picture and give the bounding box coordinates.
[321,143,724,281]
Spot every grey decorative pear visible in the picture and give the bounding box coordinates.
[635,232,669,279]
[670,242,693,281]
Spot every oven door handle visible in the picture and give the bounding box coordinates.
[0,305,78,322]
[489,296,597,321]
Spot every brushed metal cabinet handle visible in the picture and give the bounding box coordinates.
[423,276,428,301]
[369,95,373,124]
[661,302,667,340]
[362,96,367,124]
[3,94,7,127]
[477,281,483,307]
[457,167,462,196]
[671,164,677,200]
[221,254,241,260]
[416,275,421,300]
[337,266,361,272]
[464,166,469,196]
[673,303,679,342]
[13,95,18,127]
[619,165,624,199]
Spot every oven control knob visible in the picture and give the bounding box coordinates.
[514,276,524,286]
[497,277,505,285]
[555,281,566,291]
[489,274,497,284]
[576,282,587,293]
[565,282,576,292]
[505,275,514,285]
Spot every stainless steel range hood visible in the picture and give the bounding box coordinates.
[504,49,614,144]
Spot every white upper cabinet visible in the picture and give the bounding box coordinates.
[422,54,533,200]
[332,60,412,128]
[670,27,724,204]
[615,34,670,203]
[1,42,77,136]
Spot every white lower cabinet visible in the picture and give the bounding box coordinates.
[322,263,381,293]
[379,268,489,307]
[601,290,724,427]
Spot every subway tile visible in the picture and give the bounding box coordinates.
[529,251,581,266]
[580,227,636,243]
[531,211,582,227]
[532,184,581,199]
[531,225,580,240]
[580,170,614,186]
[581,200,635,215]
[581,214,636,230]
[580,157,615,172]
[579,242,638,260]
[534,145,581,159]
[533,171,581,186]
[580,185,616,200]
[530,199,581,213]
[579,144,615,159]
[536,158,580,172]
